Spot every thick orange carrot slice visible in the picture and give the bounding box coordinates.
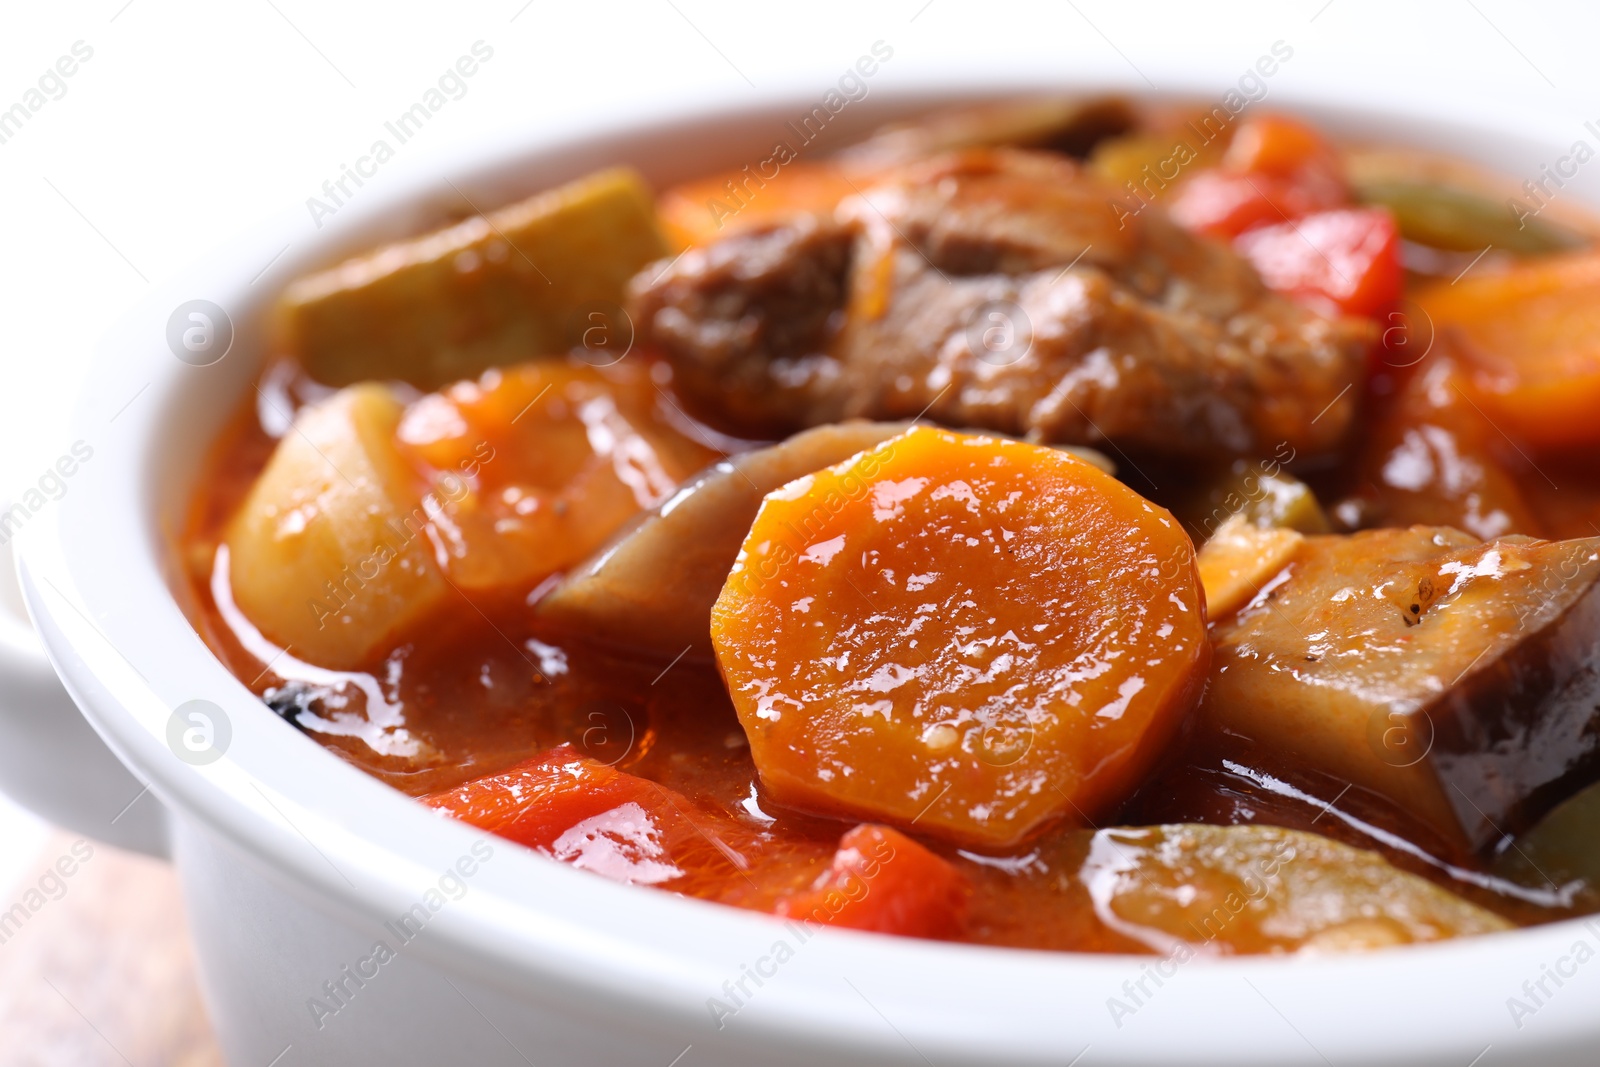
[711,426,1209,849]
[773,824,970,938]
[1417,251,1600,450]
[657,161,863,250]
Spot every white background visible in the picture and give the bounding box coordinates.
[0,0,1596,882]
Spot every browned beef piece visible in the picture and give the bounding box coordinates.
[630,149,1373,456]
[633,214,853,436]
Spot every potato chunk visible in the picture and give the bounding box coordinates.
[1202,526,1600,855]
[712,426,1209,848]
[226,385,447,669]
[227,359,716,669]
[282,168,666,388]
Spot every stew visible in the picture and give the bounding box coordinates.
[179,97,1600,956]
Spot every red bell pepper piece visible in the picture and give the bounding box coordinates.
[427,750,971,938]
[772,824,970,939]
[423,745,629,847]
[1234,207,1403,319]
[1169,169,1348,239]
[1168,114,1348,239]
[423,744,758,890]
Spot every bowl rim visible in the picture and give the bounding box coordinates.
[18,67,1600,1064]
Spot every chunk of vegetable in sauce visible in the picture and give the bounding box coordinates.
[712,426,1209,848]
[1224,114,1334,178]
[538,421,909,659]
[1061,824,1510,955]
[394,357,718,593]
[423,744,761,895]
[280,168,666,388]
[1416,251,1600,449]
[1355,177,1586,256]
[426,744,970,936]
[1172,457,1330,543]
[1202,526,1600,856]
[1087,107,1232,202]
[1195,515,1303,621]
[1347,351,1543,539]
[1167,114,1348,239]
[226,359,716,668]
[657,161,864,251]
[1493,781,1600,898]
[226,384,448,669]
[772,823,970,939]
[1234,207,1403,319]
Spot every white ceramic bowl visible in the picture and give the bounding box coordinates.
[9,72,1600,1066]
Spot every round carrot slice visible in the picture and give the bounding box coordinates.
[1417,251,1600,450]
[711,426,1209,848]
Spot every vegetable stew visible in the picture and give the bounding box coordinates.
[179,97,1600,956]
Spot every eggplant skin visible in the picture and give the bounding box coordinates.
[1432,568,1600,849]
[1201,527,1600,858]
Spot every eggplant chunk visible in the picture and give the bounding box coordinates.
[282,168,666,388]
[1202,526,1600,857]
[226,385,448,669]
[536,421,909,659]
[1062,824,1509,954]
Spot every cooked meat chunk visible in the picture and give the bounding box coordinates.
[633,215,853,436]
[631,149,1372,456]
[850,148,1138,274]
